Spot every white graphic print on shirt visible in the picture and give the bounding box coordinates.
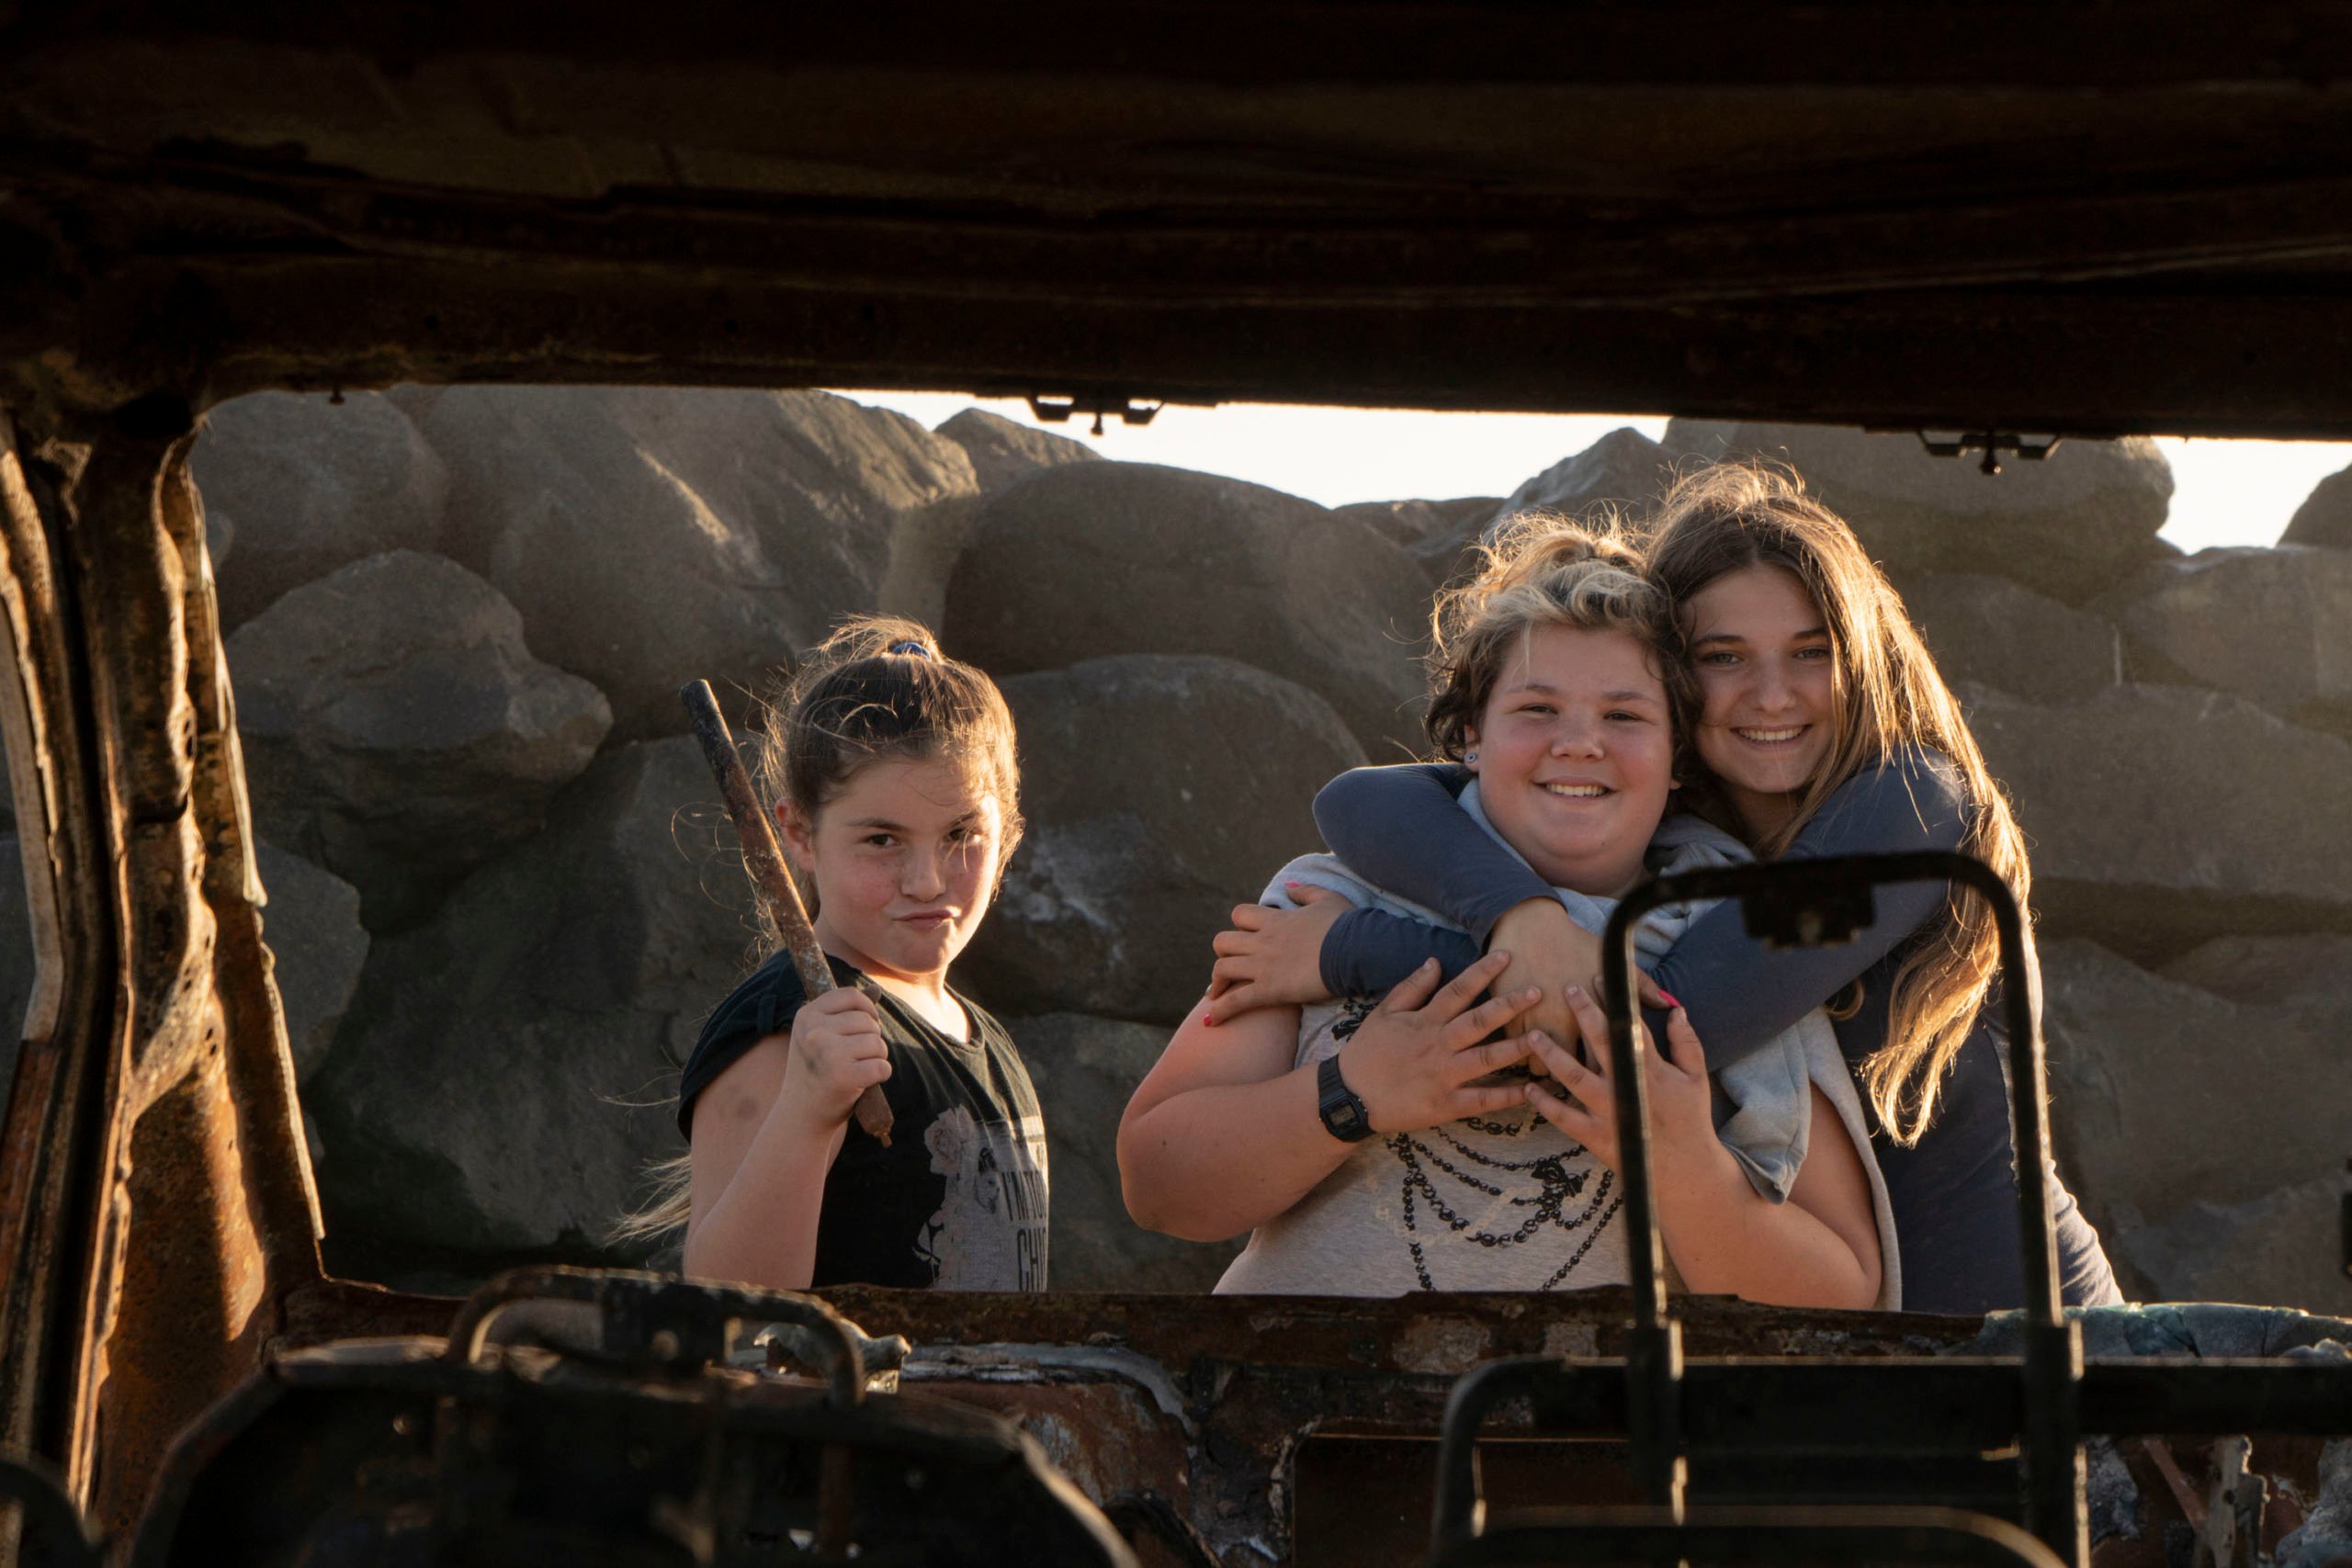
[915,1106,1051,1290]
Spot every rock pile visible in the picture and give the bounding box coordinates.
[20,389,2331,1312]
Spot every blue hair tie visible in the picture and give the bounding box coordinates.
[888,639,933,659]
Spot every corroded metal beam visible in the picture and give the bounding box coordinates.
[0,402,322,1537]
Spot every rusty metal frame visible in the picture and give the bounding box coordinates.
[1593,853,2084,1562]
[0,409,325,1541]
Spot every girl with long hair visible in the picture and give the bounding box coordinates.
[1208,463,2117,1314]
[1121,519,1894,1308]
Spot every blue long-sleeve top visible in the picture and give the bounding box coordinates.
[1311,750,2120,1316]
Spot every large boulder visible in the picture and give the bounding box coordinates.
[422,387,978,738]
[2041,940,2350,1235]
[1489,425,1677,535]
[2113,1178,2351,1315]
[2097,546,2352,739]
[2162,933,2352,1009]
[254,843,368,1082]
[2283,464,2352,550]
[934,408,1101,495]
[1332,496,1505,588]
[193,390,449,629]
[231,550,613,931]
[1662,421,2173,602]
[310,738,758,1259]
[1011,1012,1243,1292]
[1964,682,2352,960]
[961,656,1367,1026]
[1898,572,2119,704]
[944,463,1433,760]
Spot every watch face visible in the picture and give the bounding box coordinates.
[1318,1055,1372,1141]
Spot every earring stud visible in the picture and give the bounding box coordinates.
[1464,750,1479,764]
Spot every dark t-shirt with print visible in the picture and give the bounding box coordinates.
[677,952,1049,1291]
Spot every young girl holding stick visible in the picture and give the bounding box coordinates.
[634,617,1046,1292]
[1120,522,1894,1307]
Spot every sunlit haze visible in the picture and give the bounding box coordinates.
[839,391,2349,557]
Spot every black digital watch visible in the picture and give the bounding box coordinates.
[1316,1054,1374,1143]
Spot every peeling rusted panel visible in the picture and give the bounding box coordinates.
[0,414,326,1541]
[0,413,122,1500]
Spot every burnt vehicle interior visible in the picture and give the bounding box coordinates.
[4,6,2352,1564]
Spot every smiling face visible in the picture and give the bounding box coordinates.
[778,754,1005,991]
[1682,563,1839,840]
[1464,622,1677,896]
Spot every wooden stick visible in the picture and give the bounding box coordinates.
[681,679,894,1146]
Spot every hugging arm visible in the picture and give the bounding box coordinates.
[1644,748,1968,1062]
[1121,953,1542,1242]
[1317,750,1972,1071]
[1313,763,1547,944]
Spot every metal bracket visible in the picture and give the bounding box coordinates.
[1025,393,1163,437]
[1591,851,2086,1566]
[1915,430,2064,476]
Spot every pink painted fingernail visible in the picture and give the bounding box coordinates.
[1657,989,1681,1009]
[1566,985,1586,999]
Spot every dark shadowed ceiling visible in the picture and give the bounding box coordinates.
[6,3,2352,434]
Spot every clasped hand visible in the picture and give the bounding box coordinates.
[1336,951,1547,1134]
[1521,986,1715,1176]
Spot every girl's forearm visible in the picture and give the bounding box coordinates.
[1119,1066,1353,1243]
[1651,1139,1879,1311]
[684,1094,844,1290]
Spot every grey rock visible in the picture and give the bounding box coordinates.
[962,656,1367,1026]
[2284,464,2352,550]
[1897,571,2118,703]
[194,390,449,628]
[944,463,1433,759]
[311,738,758,1258]
[1663,421,2173,602]
[2085,1438,2143,1546]
[1332,496,1505,586]
[2041,940,2352,1230]
[1490,426,1677,535]
[934,408,1101,495]
[254,842,368,1082]
[1012,1012,1243,1292]
[2098,545,2352,739]
[423,386,977,738]
[1965,682,2352,960]
[2278,1438,2352,1568]
[2163,933,2352,1010]
[2115,1178,2352,1316]
[380,383,450,428]
[231,550,612,930]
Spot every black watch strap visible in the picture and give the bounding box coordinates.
[1317,1054,1374,1143]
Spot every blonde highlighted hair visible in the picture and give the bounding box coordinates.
[1424,511,1696,774]
[612,615,1022,1247]
[1645,462,2031,1146]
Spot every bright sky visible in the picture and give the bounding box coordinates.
[837,391,2351,555]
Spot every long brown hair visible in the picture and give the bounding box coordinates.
[1645,462,2031,1146]
[613,615,1022,1247]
